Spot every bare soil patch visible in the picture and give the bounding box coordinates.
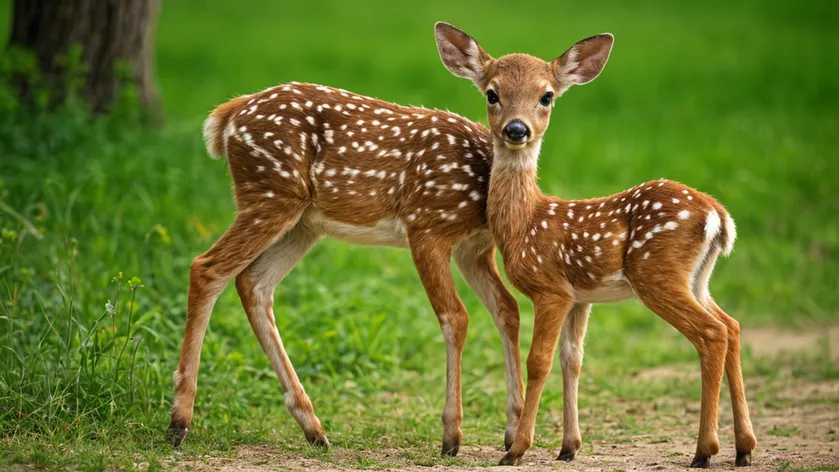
[176,326,839,471]
[176,382,838,472]
[741,325,839,362]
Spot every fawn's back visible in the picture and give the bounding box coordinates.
[203,82,495,246]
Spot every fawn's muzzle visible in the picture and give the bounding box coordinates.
[503,120,530,142]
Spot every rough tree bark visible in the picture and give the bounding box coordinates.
[7,0,162,118]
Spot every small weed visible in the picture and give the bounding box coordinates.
[302,445,330,461]
[353,454,377,469]
[793,466,839,472]
[768,426,801,437]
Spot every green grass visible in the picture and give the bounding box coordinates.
[779,463,839,472]
[1,0,838,469]
[767,426,800,437]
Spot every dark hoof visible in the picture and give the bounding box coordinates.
[557,447,576,461]
[504,432,514,452]
[690,454,711,468]
[442,431,461,457]
[442,442,460,457]
[499,452,523,466]
[735,450,752,467]
[305,432,330,448]
[167,420,189,447]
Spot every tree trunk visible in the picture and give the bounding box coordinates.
[8,0,162,118]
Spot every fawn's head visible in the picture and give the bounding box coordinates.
[435,22,613,154]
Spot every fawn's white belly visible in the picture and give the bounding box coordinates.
[304,210,409,248]
[574,271,635,304]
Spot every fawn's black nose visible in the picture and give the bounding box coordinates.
[503,120,529,141]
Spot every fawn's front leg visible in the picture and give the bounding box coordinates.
[500,295,574,466]
[410,236,469,457]
[454,233,524,451]
[557,303,591,461]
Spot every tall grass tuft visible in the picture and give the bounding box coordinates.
[0,47,175,462]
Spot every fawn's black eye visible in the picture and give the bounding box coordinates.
[486,90,499,105]
[540,91,554,107]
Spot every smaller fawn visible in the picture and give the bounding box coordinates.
[436,23,757,468]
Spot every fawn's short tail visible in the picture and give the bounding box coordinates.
[720,209,737,256]
[705,206,737,257]
[202,95,252,159]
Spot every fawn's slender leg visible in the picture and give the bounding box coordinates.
[706,298,756,466]
[454,232,524,451]
[693,248,756,466]
[168,202,306,446]
[500,295,574,466]
[633,284,728,468]
[557,303,591,461]
[235,224,329,446]
[410,235,469,457]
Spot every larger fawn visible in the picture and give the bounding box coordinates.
[166,81,532,453]
[436,23,757,468]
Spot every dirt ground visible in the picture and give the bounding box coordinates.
[175,396,838,471]
[176,327,839,471]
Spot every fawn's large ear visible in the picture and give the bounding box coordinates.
[552,33,614,87]
[435,22,494,86]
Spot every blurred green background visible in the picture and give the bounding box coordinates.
[1,0,837,469]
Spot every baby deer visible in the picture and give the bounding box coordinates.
[436,22,756,468]
[167,86,528,454]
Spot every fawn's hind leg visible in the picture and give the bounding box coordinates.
[706,298,756,466]
[693,247,756,466]
[631,277,728,468]
[235,223,329,446]
[168,200,306,446]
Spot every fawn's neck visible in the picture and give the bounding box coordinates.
[486,140,544,252]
